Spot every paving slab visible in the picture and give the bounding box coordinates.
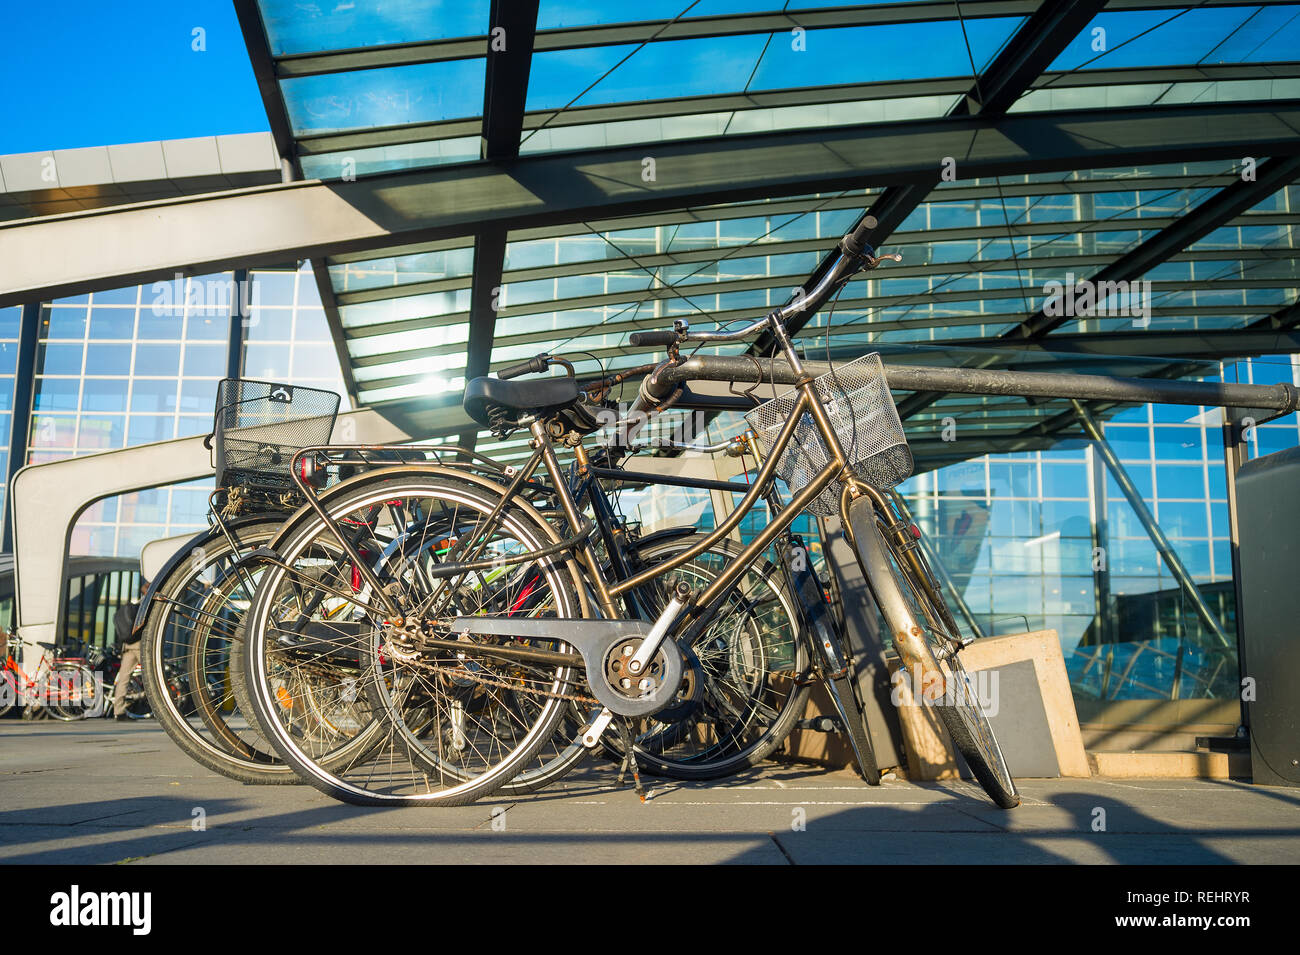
[2,720,1296,864]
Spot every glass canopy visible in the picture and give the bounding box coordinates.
[242,0,1300,463]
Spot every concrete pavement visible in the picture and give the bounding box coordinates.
[2,719,1297,864]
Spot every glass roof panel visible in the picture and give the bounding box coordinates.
[340,290,471,330]
[282,60,486,136]
[261,0,490,56]
[300,139,480,179]
[536,0,925,30]
[329,247,476,294]
[519,94,960,153]
[1048,6,1300,73]
[347,322,469,359]
[1011,77,1300,113]
[525,18,1023,111]
[352,354,467,384]
[357,377,466,404]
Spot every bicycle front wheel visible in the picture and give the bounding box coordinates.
[850,497,1019,809]
[241,470,588,806]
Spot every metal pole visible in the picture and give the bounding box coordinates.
[227,268,247,379]
[654,356,1300,414]
[1086,444,1114,648]
[3,301,41,552]
[1071,399,1231,650]
[1221,405,1251,733]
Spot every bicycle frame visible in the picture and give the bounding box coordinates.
[269,247,941,719]
[517,311,861,647]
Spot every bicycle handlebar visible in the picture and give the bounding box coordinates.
[498,356,551,380]
[842,214,874,257]
[627,331,678,348]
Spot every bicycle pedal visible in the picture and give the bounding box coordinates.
[796,716,840,734]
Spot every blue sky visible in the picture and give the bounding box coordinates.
[0,1,268,154]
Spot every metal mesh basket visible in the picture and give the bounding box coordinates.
[744,352,912,516]
[212,379,341,491]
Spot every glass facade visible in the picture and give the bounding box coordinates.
[897,355,1300,704]
[13,265,347,558]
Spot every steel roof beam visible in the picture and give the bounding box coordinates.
[458,2,538,450]
[5,101,1299,308]
[894,155,1300,420]
[749,0,1106,355]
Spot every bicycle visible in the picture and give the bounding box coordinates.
[238,218,1019,808]
[0,634,98,721]
[492,426,815,786]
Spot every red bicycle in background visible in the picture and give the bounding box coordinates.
[0,632,99,720]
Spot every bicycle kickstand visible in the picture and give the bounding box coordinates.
[614,717,648,803]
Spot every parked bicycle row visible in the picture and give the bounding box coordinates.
[121,222,1018,808]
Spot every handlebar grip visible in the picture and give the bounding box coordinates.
[629,331,679,347]
[498,356,550,380]
[841,216,875,258]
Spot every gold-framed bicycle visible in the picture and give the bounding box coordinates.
[237,218,1019,809]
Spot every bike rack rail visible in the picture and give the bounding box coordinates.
[650,356,1300,416]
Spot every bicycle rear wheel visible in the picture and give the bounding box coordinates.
[850,497,1018,809]
[48,663,97,720]
[604,536,814,780]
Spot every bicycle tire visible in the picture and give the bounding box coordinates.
[48,663,96,720]
[851,498,1019,809]
[0,670,16,718]
[241,470,587,806]
[777,534,880,784]
[824,670,881,784]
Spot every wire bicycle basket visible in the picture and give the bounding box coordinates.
[212,378,341,492]
[745,352,913,516]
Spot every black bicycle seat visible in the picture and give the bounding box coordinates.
[37,641,57,651]
[463,375,581,428]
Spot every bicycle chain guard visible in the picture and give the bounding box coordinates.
[449,616,683,717]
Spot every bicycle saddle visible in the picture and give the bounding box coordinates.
[464,375,602,436]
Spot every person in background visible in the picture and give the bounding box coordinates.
[111,578,148,721]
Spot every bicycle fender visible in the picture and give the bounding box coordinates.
[845,496,943,696]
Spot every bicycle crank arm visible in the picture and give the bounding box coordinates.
[581,708,615,747]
